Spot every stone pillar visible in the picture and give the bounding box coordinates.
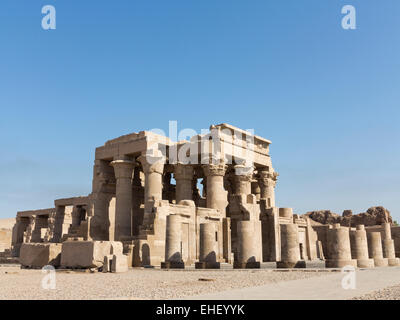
[202,162,228,262]
[277,224,304,268]
[234,221,260,268]
[326,224,357,268]
[89,159,116,240]
[202,162,228,215]
[222,217,232,263]
[110,159,135,241]
[24,216,36,243]
[279,208,293,219]
[381,223,400,266]
[257,169,278,208]
[367,232,388,267]
[232,165,253,196]
[195,223,220,269]
[350,225,374,268]
[138,151,165,220]
[174,164,194,203]
[251,180,261,201]
[260,206,281,262]
[131,165,144,236]
[162,215,184,269]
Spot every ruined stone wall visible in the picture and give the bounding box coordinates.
[304,207,392,227]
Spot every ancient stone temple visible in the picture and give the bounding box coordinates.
[10,123,400,270]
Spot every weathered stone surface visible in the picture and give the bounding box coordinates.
[303,206,392,227]
[102,254,114,273]
[20,243,62,268]
[60,240,112,268]
[13,123,391,271]
[111,254,129,273]
[110,241,123,255]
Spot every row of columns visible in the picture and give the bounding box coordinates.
[325,223,399,268]
[110,152,165,241]
[110,154,277,233]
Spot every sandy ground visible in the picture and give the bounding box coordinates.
[0,266,327,300]
[1,265,398,300]
[353,284,400,300]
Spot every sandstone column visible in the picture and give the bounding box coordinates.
[257,169,278,208]
[162,214,184,269]
[174,164,194,203]
[131,165,144,236]
[195,223,220,269]
[232,164,253,196]
[277,224,304,268]
[202,162,228,215]
[381,223,400,266]
[202,161,228,262]
[234,221,260,268]
[367,232,388,267]
[90,159,116,240]
[138,150,165,221]
[326,224,357,268]
[279,208,293,219]
[251,180,261,201]
[350,225,375,268]
[110,159,135,241]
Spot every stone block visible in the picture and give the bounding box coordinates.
[110,241,123,255]
[388,257,400,266]
[60,240,111,268]
[20,243,62,268]
[195,262,220,269]
[111,254,128,273]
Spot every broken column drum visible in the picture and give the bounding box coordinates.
[195,223,220,269]
[277,223,304,268]
[367,232,388,267]
[234,220,260,269]
[381,223,399,266]
[162,214,184,269]
[350,225,374,268]
[326,224,357,268]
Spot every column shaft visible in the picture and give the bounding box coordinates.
[111,159,134,240]
[326,224,357,268]
[350,225,374,268]
[138,152,165,216]
[162,215,184,269]
[278,224,302,268]
[367,232,388,267]
[174,164,194,203]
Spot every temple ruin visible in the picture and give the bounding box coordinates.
[8,123,400,271]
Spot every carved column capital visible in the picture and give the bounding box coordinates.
[202,163,227,177]
[110,160,135,179]
[138,151,165,175]
[233,164,254,179]
[257,170,278,188]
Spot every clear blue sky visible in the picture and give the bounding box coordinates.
[0,1,399,220]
